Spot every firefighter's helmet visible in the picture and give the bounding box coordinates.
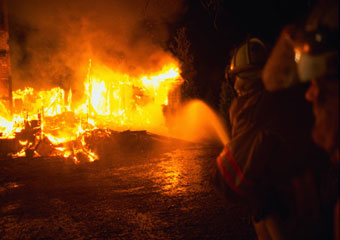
[225,38,268,96]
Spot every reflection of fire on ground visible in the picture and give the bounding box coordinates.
[0,59,183,163]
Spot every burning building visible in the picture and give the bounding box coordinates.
[0,57,183,161]
[0,0,185,162]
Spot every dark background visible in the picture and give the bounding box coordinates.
[170,0,316,108]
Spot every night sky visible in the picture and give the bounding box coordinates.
[174,0,316,108]
[7,0,317,109]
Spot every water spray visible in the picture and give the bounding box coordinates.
[169,100,229,145]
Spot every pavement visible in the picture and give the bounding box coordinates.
[0,143,256,240]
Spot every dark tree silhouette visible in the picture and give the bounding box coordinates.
[169,27,198,102]
[200,0,224,29]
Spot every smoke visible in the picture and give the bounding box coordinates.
[7,0,185,94]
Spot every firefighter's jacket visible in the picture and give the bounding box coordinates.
[215,85,337,239]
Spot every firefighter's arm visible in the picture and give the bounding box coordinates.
[214,131,282,207]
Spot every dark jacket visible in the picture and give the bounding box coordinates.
[215,84,336,239]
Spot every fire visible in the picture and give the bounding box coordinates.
[76,60,181,131]
[0,59,183,162]
[0,116,13,137]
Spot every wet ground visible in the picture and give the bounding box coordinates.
[0,143,256,240]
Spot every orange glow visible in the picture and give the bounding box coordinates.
[0,59,183,162]
[19,140,28,146]
[294,48,301,63]
[75,60,182,132]
[303,44,310,52]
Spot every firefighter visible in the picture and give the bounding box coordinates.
[262,0,339,238]
[215,36,331,239]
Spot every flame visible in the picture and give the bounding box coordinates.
[0,117,14,137]
[45,134,74,145]
[0,59,182,162]
[75,61,182,131]
[19,140,28,146]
